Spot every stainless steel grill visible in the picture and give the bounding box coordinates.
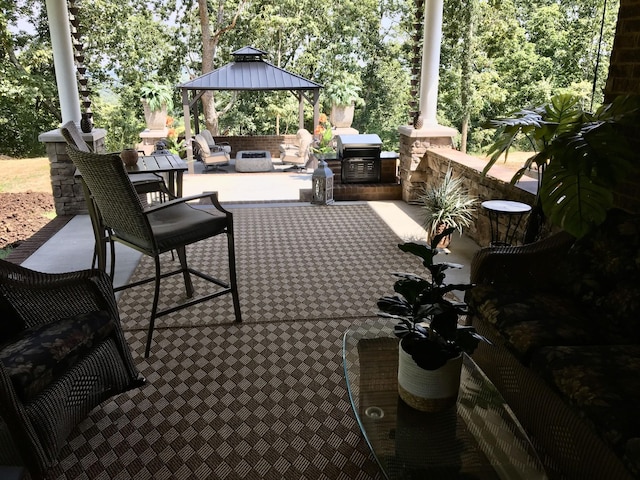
[336,134,382,183]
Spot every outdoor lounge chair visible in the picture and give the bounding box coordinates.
[279,128,313,171]
[66,145,242,357]
[193,134,231,171]
[0,259,143,479]
[199,129,232,154]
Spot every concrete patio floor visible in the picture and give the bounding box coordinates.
[20,158,481,290]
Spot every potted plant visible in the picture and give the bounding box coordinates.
[311,113,335,155]
[140,81,174,130]
[419,167,477,249]
[377,235,488,412]
[484,94,640,240]
[324,74,365,128]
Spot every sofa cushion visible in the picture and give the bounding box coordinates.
[556,209,640,343]
[530,344,640,476]
[469,284,598,361]
[0,310,115,402]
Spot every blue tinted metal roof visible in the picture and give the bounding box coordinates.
[179,47,322,91]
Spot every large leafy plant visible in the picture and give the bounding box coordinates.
[483,94,640,239]
[377,233,488,370]
[324,74,365,107]
[140,81,174,112]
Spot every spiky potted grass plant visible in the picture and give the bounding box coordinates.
[419,168,477,249]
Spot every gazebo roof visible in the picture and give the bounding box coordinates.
[179,46,322,91]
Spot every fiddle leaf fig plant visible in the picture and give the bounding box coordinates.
[377,232,489,370]
[483,94,640,239]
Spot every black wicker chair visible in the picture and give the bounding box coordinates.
[0,259,144,479]
[66,145,242,357]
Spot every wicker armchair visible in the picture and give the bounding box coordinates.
[0,259,143,479]
[66,145,242,357]
[470,230,575,286]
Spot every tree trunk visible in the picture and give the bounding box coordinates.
[198,0,219,134]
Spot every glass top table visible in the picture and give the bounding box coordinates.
[343,320,547,479]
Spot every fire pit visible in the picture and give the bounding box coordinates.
[235,150,273,172]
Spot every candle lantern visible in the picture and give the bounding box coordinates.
[311,159,334,205]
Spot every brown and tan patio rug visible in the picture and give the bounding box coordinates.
[43,203,421,479]
[47,319,389,480]
[117,203,422,332]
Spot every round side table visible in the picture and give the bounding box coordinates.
[481,200,532,247]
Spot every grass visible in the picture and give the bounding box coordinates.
[0,156,52,193]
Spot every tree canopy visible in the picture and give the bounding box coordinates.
[0,0,619,156]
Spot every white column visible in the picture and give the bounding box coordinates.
[45,0,80,125]
[419,0,444,126]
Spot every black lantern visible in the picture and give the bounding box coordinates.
[311,159,334,205]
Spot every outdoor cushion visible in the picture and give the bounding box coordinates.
[469,284,598,361]
[530,344,640,476]
[0,310,115,402]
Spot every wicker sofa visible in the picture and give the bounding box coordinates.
[466,208,640,479]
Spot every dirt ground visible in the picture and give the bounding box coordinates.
[0,156,55,250]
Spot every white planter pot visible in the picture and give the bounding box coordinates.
[142,100,168,131]
[330,104,355,128]
[397,343,462,412]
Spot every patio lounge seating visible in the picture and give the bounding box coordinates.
[193,134,230,171]
[66,145,242,357]
[0,259,143,479]
[466,208,640,479]
[198,129,232,154]
[279,128,313,171]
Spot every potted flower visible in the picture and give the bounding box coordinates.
[419,167,477,249]
[312,113,334,155]
[140,81,174,130]
[324,74,365,128]
[377,235,488,412]
[483,93,640,240]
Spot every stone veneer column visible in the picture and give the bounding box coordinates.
[398,124,458,203]
[38,128,107,216]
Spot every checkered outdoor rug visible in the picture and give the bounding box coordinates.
[44,204,425,479]
[117,203,423,332]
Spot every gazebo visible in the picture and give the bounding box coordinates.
[179,46,323,165]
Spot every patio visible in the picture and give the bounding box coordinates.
[6,171,481,479]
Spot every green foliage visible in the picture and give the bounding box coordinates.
[483,94,640,238]
[92,96,144,152]
[324,73,364,107]
[140,81,174,112]
[377,238,487,370]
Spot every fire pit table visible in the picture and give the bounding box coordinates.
[235,150,273,172]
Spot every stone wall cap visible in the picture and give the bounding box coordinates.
[398,124,459,138]
[39,127,107,143]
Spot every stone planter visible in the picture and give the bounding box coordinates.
[330,104,355,128]
[142,99,168,130]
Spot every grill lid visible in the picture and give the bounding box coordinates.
[336,134,382,152]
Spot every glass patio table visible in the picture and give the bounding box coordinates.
[343,320,548,479]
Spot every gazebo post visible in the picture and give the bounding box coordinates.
[298,92,305,130]
[182,88,195,171]
[313,90,320,131]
